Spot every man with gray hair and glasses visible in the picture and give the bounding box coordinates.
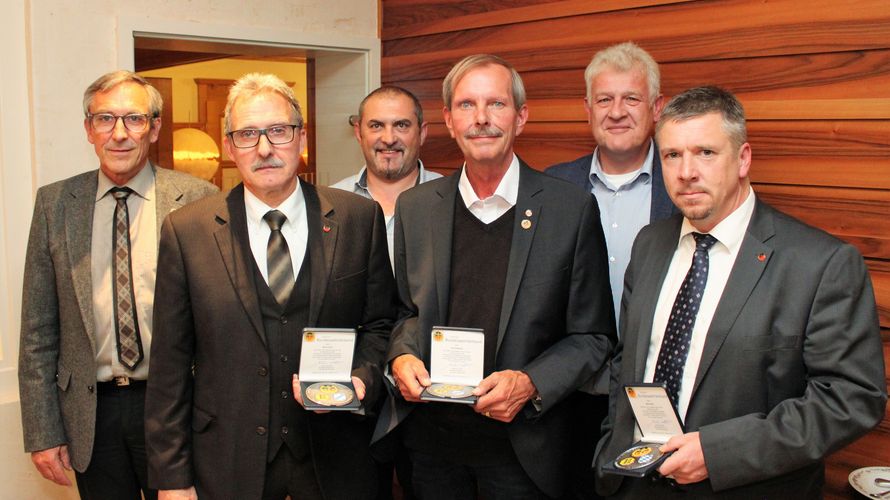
[18,70,216,499]
[146,72,396,500]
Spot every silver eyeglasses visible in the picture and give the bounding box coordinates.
[227,125,300,149]
[88,113,154,133]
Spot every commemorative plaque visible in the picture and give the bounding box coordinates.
[420,327,484,404]
[298,328,361,411]
[602,384,684,478]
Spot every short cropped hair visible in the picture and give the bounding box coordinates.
[358,86,424,124]
[442,54,526,110]
[584,42,660,102]
[224,73,303,134]
[83,70,163,118]
[656,86,748,150]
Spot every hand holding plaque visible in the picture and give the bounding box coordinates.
[602,384,684,478]
[297,328,362,411]
[420,327,484,404]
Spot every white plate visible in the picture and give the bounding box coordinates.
[849,466,890,497]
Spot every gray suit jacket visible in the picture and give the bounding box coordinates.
[145,182,396,500]
[18,166,217,472]
[377,162,616,498]
[595,199,887,498]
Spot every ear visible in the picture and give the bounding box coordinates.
[514,104,529,136]
[652,94,666,122]
[148,117,161,144]
[353,121,362,143]
[583,97,594,126]
[443,106,456,139]
[84,118,96,145]
[223,134,236,160]
[737,142,752,179]
[297,127,308,155]
[419,121,429,146]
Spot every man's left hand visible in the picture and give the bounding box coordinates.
[473,370,537,423]
[292,374,365,413]
[658,431,709,484]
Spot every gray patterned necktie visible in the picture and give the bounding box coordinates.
[110,187,143,370]
[263,210,295,305]
[653,232,718,408]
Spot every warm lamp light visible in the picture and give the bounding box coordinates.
[173,128,220,181]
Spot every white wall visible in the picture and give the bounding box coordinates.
[0,0,378,496]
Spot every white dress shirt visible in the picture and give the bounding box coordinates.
[93,165,157,381]
[244,183,309,287]
[644,187,756,420]
[457,155,520,223]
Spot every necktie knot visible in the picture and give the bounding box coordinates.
[264,210,287,232]
[692,232,717,251]
[110,186,133,201]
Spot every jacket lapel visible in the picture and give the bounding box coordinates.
[67,172,99,350]
[154,166,187,238]
[305,183,336,326]
[496,162,541,352]
[431,174,459,324]
[689,200,774,399]
[213,185,266,345]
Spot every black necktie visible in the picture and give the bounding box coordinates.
[263,210,295,305]
[653,232,718,408]
[110,187,143,370]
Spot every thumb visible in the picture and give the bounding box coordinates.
[59,445,72,470]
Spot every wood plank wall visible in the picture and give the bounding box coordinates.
[380,0,890,497]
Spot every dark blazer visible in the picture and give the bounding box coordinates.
[595,199,887,498]
[145,182,396,500]
[377,162,616,498]
[18,166,217,472]
[545,149,677,222]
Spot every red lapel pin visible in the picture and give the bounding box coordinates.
[323,225,331,233]
[757,253,766,262]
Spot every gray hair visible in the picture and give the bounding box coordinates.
[224,73,303,134]
[83,70,163,118]
[358,85,424,124]
[584,42,660,102]
[656,86,747,150]
[442,54,526,110]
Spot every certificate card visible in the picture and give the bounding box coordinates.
[602,384,684,478]
[420,326,484,404]
[298,328,361,411]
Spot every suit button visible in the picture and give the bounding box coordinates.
[87,385,94,393]
[258,367,267,376]
[280,316,288,324]
[256,426,267,436]
[280,355,288,362]
[281,426,289,435]
[281,391,289,399]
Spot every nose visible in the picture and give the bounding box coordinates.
[473,104,490,126]
[677,155,698,181]
[111,117,129,141]
[607,98,627,120]
[381,125,395,145]
[257,133,273,157]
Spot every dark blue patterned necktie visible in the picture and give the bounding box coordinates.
[653,232,718,408]
[263,210,294,305]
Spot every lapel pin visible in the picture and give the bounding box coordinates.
[323,225,331,233]
[757,253,766,262]
[521,219,532,230]
[524,209,533,217]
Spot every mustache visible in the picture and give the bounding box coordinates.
[375,141,405,153]
[465,126,503,139]
[251,157,286,172]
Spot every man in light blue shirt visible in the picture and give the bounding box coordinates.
[546,42,677,500]
[331,86,441,268]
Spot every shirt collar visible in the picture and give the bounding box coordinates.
[244,180,305,229]
[355,159,430,191]
[96,162,155,201]
[458,154,520,207]
[679,186,756,254]
[589,138,655,187]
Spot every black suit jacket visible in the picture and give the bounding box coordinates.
[595,199,887,498]
[145,182,396,500]
[377,162,616,498]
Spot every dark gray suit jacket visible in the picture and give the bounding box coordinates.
[545,149,677,223]
[595,199,887,498]
[377,162,616,498]
[18,166,217,471]
[145,182,396,500]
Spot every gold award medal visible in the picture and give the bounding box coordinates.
[427,383,474,399]
[614,445,664,470]
[305,382,354,407]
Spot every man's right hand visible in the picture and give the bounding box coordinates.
[391,354,430,402]
[159,487,198,500]
[31,445,72,486]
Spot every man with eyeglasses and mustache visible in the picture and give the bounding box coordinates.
[145,73,396,500]
[332,86,442,271]
[18,70,216,499]
[375,55,615,499]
